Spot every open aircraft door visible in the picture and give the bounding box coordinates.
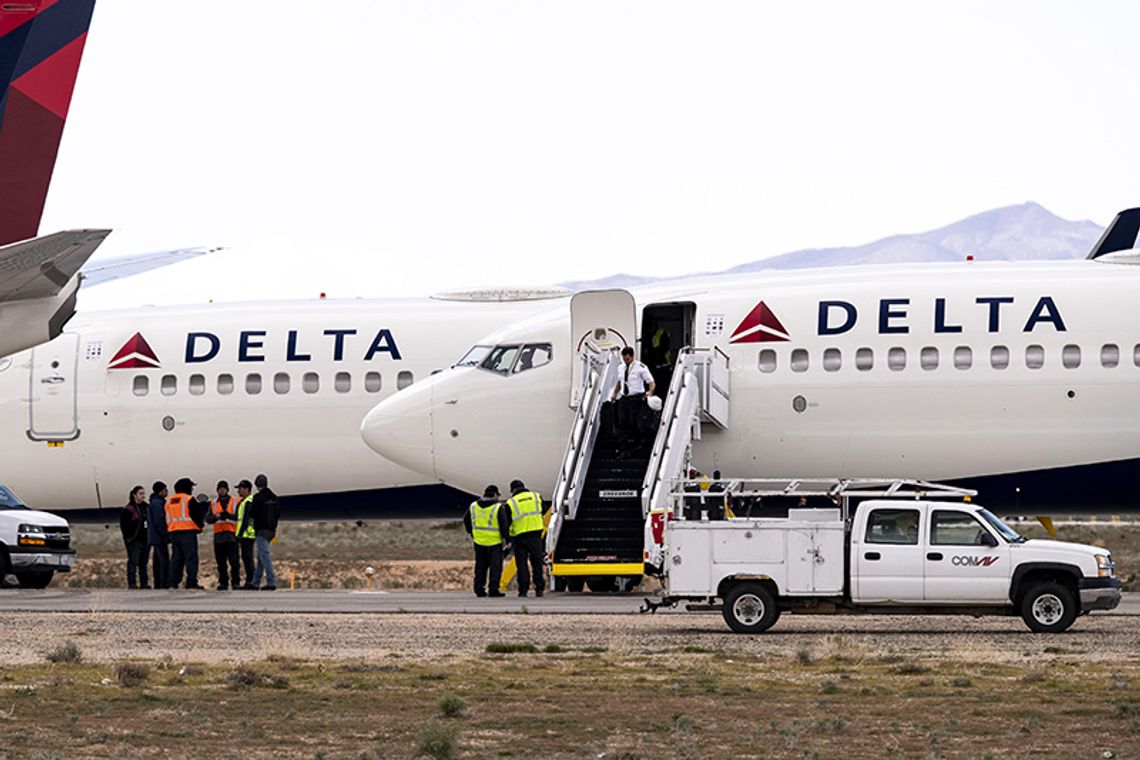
[28,333,80,441]
[569,290,636,408]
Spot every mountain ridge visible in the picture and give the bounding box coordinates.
[560,202,1104,291]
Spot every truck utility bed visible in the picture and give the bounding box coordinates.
[668,509,844,597]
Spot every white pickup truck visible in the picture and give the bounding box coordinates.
[656,497,1121,634]
[0,483,74,588]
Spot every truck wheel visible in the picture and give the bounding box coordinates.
[15,571,53,590]
[568,577,585,593]
[1020,582,1077,633]
[722,582,779,634]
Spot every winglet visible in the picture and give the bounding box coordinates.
[0,0,98,247]
[1087,208,1140,260]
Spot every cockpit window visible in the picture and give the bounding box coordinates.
[455,345,492,368]
[481,345,521,374]
[515,344,553,373]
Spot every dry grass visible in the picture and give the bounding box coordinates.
[1,652,1138,758]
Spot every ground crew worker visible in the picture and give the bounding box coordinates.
[248,473,280,591]
[147,482,170,589]
[505,479,545,598]
[207,480,241,590]
[233,479,257,588]
[166,477,204,590]
[463,485,511,597]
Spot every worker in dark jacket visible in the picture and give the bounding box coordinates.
[246,473,280,591]
[463,485,512,597]
[119,485,149,589]
[146,481,170,589]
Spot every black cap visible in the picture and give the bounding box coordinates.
[509,479,525,491]
[174,477,195,494]
[236,479,253,490]
[254,473,268,488]
[152,480,167,494]
[217,480,230,490]
[483,485,500,498]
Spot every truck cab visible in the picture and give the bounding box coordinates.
[850,500,1119,630]
[0,483,75,588]
[656,481,1121,634]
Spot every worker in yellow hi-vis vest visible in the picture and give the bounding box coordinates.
[505,479,546,598]
[463,485,511,597]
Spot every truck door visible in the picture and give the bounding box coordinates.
[923,509,1009,602]
[853,506,924,603]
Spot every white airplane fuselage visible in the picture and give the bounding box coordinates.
[362,260,1140,512]
[0,295,562,515]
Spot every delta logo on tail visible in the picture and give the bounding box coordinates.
[108,332,160,369]
[729,301,789,343]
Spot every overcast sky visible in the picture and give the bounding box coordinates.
[42,1,1140,310]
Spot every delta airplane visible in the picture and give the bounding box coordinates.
[0,288,569,517]
[361,209,1140,513]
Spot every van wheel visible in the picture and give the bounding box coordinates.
[1020,582,1077,633]
[568,577,585,593]
[15,571,53,590]
[0,548,12,588]
[586,577,617,593]
[722,582,779,634]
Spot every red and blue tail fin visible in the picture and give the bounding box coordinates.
[0,0,96,247]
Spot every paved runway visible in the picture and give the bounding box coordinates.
[0,588,1136,615]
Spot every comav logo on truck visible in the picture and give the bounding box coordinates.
[951,555,1000,567]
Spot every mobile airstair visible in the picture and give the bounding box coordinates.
[546,347,730,591]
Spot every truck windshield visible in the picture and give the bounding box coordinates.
[0,484,27,510]
[977,508,1025,543]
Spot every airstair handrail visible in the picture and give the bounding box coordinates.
[641,348,704,516]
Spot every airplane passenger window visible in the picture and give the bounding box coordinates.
[1101,344,1120,368]
[303,372,319,393]
[132,376,149,397]
[953,346,972,370]
[274,372,290,394]
[189,374,206,396]
[217,374,235,395]
[515,344,553,372]
[161,375,177,396]
[335,372,351,393]
[758,349,777,373]
[887,347,906,371]
[1134,344,1140,367]
[365,372,382,392]
[245,373,262,395]
[398,370,414,389]
[1026,345,1045,369]
[481,345,520,374]
[455,345,492,368]
[790,348,809,372]
[920,347,939,371]
[1062,344,1081,369]
[822,348,841,372]
[990,346,1009,369]
[855,347,873,371]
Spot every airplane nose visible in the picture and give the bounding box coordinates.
[360,380,436,479]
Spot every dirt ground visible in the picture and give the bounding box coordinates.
[0,612,1137,758]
